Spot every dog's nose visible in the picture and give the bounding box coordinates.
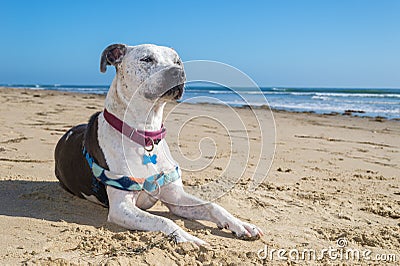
[167,66,185,80]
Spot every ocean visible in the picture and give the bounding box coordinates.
[2,84,400,119]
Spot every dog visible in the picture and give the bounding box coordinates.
[54,43,263,245]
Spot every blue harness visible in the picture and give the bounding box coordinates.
[83,148,181,193]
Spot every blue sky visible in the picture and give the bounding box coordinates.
[1,0,399,88]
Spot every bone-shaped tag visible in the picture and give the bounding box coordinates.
[143,154,157,165]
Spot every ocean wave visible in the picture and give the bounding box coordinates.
[207,90,314,96]
[315,92,400,98]
[311,96,400,105]
[184,98,400,115]
[311,96,329,100]
[270,103,400,114]
[205,90,400,98]
[208,90,266,95]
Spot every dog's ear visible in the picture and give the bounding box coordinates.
[100,44,127,73]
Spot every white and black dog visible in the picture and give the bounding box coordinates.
[55,43,263,245]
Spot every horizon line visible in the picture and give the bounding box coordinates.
[1,84,400,90]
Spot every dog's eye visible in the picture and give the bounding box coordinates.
[140,56,154,63]
[176,58,182,65]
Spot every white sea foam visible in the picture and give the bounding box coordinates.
[315,92,400,98]
[311,96,329,100]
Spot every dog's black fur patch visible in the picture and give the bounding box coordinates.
[54,112,109,206]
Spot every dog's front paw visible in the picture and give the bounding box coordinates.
[218,219,263,240]
[172,229,208,246]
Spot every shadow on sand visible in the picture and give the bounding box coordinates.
[0,179,236,239]
[0,179,108,226]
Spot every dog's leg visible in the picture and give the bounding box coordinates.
[106,186,207,245]
[160,181,263,238]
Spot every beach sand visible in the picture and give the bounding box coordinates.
[0,87,399,265]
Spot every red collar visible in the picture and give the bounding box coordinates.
[103,109,166,150]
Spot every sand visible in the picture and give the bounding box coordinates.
[0,87,399,265]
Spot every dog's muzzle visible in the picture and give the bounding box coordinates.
[160,66,185,100]
[143,66,186,100]
[161,83,184,100]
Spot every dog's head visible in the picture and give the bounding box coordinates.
[100,43,185,101]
